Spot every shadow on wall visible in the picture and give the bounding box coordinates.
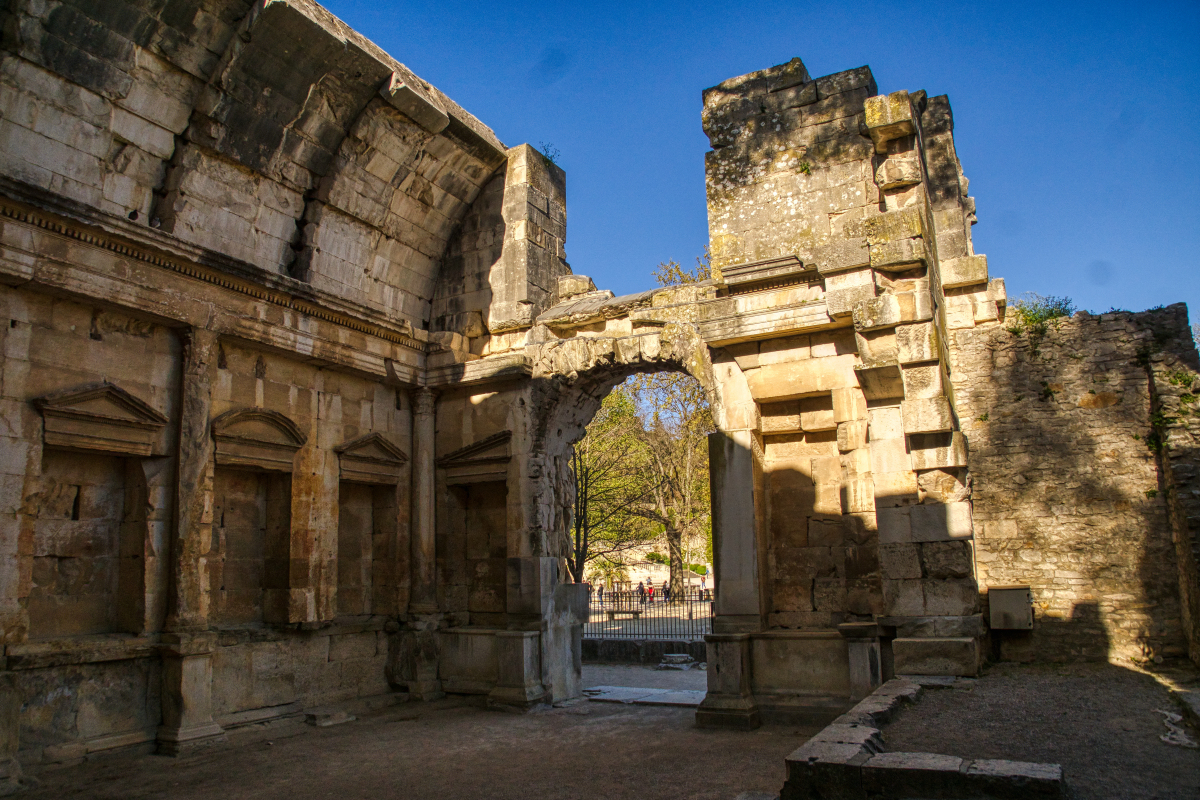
[989,601,1109,663]
[960,307,1195,664]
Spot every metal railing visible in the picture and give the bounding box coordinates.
[583,588,713,640]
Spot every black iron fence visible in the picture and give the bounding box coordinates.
[583,588,713,640]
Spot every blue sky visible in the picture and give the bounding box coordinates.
[323,0,1200,319]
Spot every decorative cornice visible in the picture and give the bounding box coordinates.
[0,188,427,353]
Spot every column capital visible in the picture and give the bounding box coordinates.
[414,387,436,417]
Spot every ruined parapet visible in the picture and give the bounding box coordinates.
[699,57,1005,680]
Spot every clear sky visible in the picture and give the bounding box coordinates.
[322,0,1199,319]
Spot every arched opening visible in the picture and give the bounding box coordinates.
[567,371,716,642]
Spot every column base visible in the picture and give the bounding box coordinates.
[408,680,446,702]
[486,685,548,712]
[696,697,761,730]
[156,722,227,756]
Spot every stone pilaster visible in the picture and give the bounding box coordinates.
[410,388,437,614]
[708,430,763,632]
[157,632,225,755]
[166,327,218,631]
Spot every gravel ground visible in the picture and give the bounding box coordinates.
[20,675,810,800]
[882,661,1200,800]
[583,663,709,691]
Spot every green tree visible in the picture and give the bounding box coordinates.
[624,371,714,595]
[566,386,658,583]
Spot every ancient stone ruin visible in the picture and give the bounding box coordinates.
[0,0,1196,788]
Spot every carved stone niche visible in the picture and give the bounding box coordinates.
[437,431,512,485]
[34,382,168,456]
[335,433,408,485]
[211,409,306,472]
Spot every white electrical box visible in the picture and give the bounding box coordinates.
[989,585,1033,630]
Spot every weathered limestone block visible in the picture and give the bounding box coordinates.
[843,475,876,514]
[864,91,916,154]
[920,541,974,580]
[940,255,988,289]
[554,274,596,303]
[863,207,924,245]
[880,543,922,580]
[869,238,927,271]
[874,156,922,190]
[761,401,802,434]
[892,637,980,677]
[877,507,912,544]
[853,295,901,331]
[832,387,868,422]
[873,470,920,507]
[745,356,859,401]
[856,362,904,401]
[800,395,837,432]
[901,397,953,434]
[908,432,968,470]
[900,364,944,399]
[909,502,973,542]
[987,277,1007,309]
[825,265,877,312]
[896,322,937,364]
[814,238,871,275]
[854,328,898,368]
[838,420,869,452]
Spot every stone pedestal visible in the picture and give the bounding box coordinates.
[157,633,226,755]
[696,633,760,729]
[838,622,884,701]
[0,673,24,796]
[488,630,546,711]
[405,614,445,701]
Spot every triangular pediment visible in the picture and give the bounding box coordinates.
[335,433,408,464]
[35,382,168,426]
[437,431,512,468]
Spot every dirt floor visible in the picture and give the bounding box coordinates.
[20,665,810,800]
[882,661,1200,800]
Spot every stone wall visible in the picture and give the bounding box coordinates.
[949,305,1197,662]
[0,0,1193,776]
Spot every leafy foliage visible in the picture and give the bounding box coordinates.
[1006,292,1076,336]
[652,247,711,287]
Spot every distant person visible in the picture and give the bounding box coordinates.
[597,582,604,605]
[637,581,646,604]
[662,580,670,602]
[647,584,655,603]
